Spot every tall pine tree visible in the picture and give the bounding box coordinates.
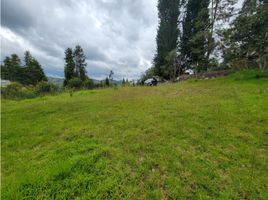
[154,0,180,79]
[1,54,21,81]
[74,45,87,81]
[64,45,88,86]
[24,51,47,85]
[181,0,210,72]
[64,48,76,86]
[26,58,47,85]
[24,51,33,67]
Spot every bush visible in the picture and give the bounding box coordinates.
[232,69,268,81]
[83,78,94,89]
[36,81,58,95]
[67,78,83,89]
[1,82,36,99]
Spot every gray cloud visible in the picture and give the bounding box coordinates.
[1,0,158,80]
[1,0,35,29]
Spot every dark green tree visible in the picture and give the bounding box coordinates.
[24,51,33,67]
[154,0,181,79]
[24,51,47,85]
[74,45,87,81]
[3,56,11,66]
[25,59,47,85]
[1,55,21,81]
[83,77,94,89]
[67,77,83,89]
[221,1,268,71]
[181,0,210,72]
[164,49,177,80]
[10,54,21,66]
[105,77,110,86]
[64,48,76,86]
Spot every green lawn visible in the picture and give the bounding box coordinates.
[1,71,268,199]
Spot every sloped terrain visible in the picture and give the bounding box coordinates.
[1,71,268,199]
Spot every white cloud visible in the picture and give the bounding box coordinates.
[1,0,158,80]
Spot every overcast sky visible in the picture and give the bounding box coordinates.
[1,0,158,80]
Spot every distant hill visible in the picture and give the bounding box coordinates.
[48,77,64,87]
[91,79,122,85]
[48,77,122,86]
[111,80,122,85]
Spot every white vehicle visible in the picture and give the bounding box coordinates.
[185,69,194,75]
[144,78,157,86]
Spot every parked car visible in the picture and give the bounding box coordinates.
[184,69,194,75]
[144,78,157,86]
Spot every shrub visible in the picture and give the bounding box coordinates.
[67,78,83,89]
[1,82,36,99]
[83,78,94,89]
[36,81,58,95]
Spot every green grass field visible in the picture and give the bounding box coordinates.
[1,71,268,199]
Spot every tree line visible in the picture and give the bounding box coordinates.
[1,51,47,85]
[153,0,268,80]
[1,46,113,99]
[1,46,93,89]
[1,45,114,90]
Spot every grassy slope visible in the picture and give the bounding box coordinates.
[1,71,268,199]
